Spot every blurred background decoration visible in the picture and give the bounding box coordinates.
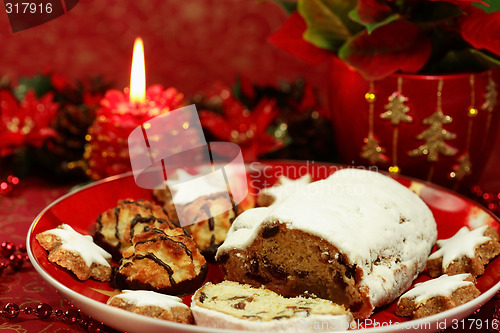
[0,0,499,214]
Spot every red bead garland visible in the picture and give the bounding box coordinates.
[0,302,112,332]
[0,242,29,275]
[0,240,118,332]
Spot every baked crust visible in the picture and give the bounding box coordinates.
[218,223,373,318]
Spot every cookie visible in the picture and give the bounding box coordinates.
[427,225,500,277]
[94,199,181,260]
[114,223,208,296]
[107,290,193,324]
[396,274,480,319]
[36,224,112,281]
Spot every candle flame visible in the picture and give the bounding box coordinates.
[130,37,146,103]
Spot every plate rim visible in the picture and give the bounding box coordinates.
[26,163,500,333]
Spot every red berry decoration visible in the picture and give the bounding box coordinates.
[2,303,20,319]
[1,242,15,257]
[17,244,26,253]
[9,254,24,271]
[35,303,52,319]
[0,262,6,276]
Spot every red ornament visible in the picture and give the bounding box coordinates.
[84,85,185,180]
[2,303,20,319]
[1,241,15,257]
[35,303,52,319]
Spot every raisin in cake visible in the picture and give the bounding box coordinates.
[427,225,500,277]
[114,223,208,296]
[191,281,354,331]
[216,169,437,319]
[94,199,181,259]
[36,224,112,281]
[107,290,193,324]
[396,274,480,319]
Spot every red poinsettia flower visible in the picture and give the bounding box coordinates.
[270,0,499,80]
[199,96,283,162]
[0,90,59,157]
[460,7,500,56]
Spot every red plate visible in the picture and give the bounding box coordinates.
[27,162,500,333]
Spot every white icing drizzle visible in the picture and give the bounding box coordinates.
[259,174,312,207]
[428,226,491,268]
[108,290,188,309]
[399,274,473,305]
[217,169,437,308]
[40,224,111,267]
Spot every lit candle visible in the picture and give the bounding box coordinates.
[129,37,146,104]
[84,37,186,180]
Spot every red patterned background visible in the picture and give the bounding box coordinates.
[0,0,330,104]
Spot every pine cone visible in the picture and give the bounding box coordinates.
[49,104,96,165]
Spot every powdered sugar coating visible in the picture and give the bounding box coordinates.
[217,169,437,309]
[259,174,313,207]
[40,224,111,267]
[398,274,473,304]
[428,226,491,268]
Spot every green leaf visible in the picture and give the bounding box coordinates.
[271,0,297,14]
[298,0,360,51]
[436,48,500,73]
[14,74,53,100]
[474,0,500,13]
[470,49,500,67]
[349,9,400,34]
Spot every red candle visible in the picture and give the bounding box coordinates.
[84,38,185,180]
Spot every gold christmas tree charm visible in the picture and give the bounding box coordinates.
[451,153,472,181]
[408,111,458,162]
[381,92,412,125]
[481,75,498,113]
[361,136,389,164]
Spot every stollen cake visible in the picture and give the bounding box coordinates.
[256,174,313,207]
[216,169,437,319]
[191,281,354,331]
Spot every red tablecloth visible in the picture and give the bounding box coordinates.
[0,173,499,333]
